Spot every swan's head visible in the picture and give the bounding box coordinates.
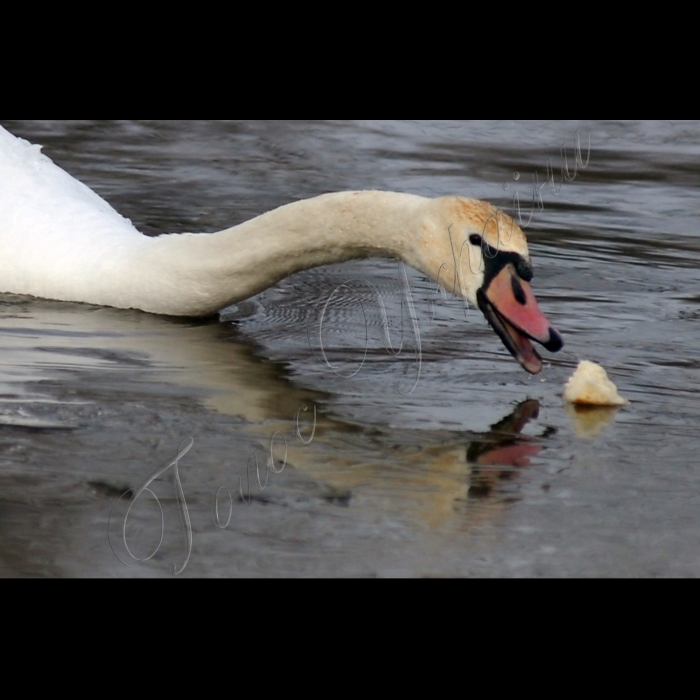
[418,197,564,375]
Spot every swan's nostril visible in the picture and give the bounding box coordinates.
[511,275,527,306]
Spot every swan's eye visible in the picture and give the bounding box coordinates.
[469,235,483,247]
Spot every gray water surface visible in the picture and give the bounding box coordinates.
[1,120,699,577]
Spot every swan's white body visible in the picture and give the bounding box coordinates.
[0,125,562,372]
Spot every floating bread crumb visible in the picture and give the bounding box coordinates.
[563,361,629,407]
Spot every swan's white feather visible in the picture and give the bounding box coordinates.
[0,126,147,301]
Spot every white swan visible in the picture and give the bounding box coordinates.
[0,125,563,374]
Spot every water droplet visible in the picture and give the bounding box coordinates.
[502,183,510,191]
[514,172,521,181]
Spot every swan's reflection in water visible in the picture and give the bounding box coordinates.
[0,297,552,577]
[467,400,547,498]
[269,399,547,532]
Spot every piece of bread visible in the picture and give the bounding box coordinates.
[563,361,629,407]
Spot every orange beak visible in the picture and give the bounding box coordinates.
[477,263,563,374]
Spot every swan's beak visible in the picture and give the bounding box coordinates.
[477,263,563,375]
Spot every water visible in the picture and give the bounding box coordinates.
[2,120,700,577]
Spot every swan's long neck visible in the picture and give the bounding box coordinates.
[128,191,432,316]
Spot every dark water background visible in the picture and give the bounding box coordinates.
[2,119,700,577]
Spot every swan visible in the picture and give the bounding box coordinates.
[0,124,563,374]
